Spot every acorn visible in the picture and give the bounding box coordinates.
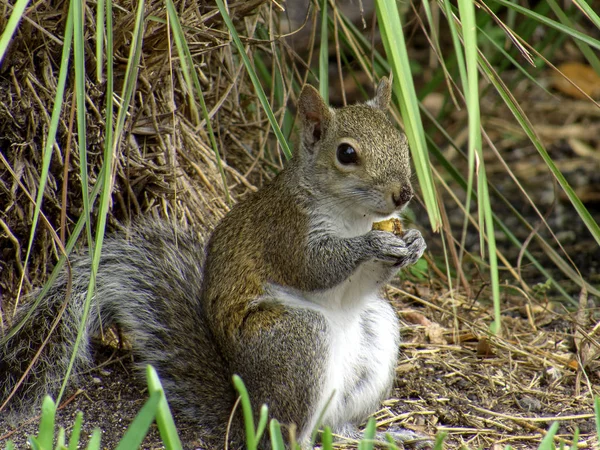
[372,218,403,236]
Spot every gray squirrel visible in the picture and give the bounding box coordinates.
[0,78,427,447]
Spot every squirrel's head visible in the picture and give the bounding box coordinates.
[297,77,413,219]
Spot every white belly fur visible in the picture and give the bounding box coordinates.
[265,261,400,441]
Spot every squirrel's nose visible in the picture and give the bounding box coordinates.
[391,185,413,208]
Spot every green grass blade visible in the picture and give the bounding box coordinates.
[594,397,600,442]
[319,0,329,102]
[458,0,501,333]
[255,404,269,443]
[113,0,144,150]
[490,0,600,51]
[441,0,468,95]
[85,429,102,450]
[269,419,286,450]
[421,108,582,303]
[36,396,57,447]
[570,427,580,447]
[572,0,600,31]
[232,375,257,450]
[57,426,66,449]
[26,437,41,450]
[114,391,161,450]
[433,431,447,449]
[68,412,84,450]
[13,0,74,311]
[478,26,551,95]
[309,389,336,446]
[375,0,442,231]
[480,55,600,247]
[146,366,183,450]
[96,0,105,82]
[546,0,600,75]
[215,0,292,160]
[58,0,146,407]
[0,0,31,64]
[538,422,559,449]
[321,426,333,450]
[73,0,92,248]
[358,417,376,450]
[165,0,230,204]
[56,0,92,406]
[0,162,106,345]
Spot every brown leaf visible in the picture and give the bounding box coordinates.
[551,62,600,99]
[402,311,432,327]
[477,337,496,358]
[426,323,447,345]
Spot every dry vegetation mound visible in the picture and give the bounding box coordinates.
[0,0,276,311]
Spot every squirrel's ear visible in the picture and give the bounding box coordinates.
[371,76,393,111]
[298,84,332,149]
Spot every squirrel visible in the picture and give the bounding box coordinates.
[0,77,427,448]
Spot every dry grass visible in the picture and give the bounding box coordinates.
[0,0,288,312]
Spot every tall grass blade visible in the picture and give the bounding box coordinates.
[13,0,74,314]
[572,0,600,31]
[490,0,600,51]
[215,0,292,160]
[319,0,329,102]
[457,0,501,334]
[73,0,92,248]
[0,0,30,65]
[480,55,600,247]
[58,0,147,406]
[546,0,600,74]
[96,0,105,82]
[374,0,442,231]
[165,0,230,204]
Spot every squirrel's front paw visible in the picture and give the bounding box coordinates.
[368,229,426,268]
[397,228,426,267]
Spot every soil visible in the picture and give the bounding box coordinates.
[1,277,597,449]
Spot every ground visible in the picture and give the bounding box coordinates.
[1,276,597,449]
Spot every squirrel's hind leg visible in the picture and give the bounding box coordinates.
[229,306,329,446]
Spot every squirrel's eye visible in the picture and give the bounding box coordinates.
[336,143,358,165]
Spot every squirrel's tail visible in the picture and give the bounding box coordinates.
[0,222,235,434]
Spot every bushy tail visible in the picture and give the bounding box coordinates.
[0,222,235,433]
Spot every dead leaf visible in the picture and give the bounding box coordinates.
[446,332,478,344]
[551,62,600,99]
[477,337,496,358]
[402,310,432,327]
[426,323,447,345]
